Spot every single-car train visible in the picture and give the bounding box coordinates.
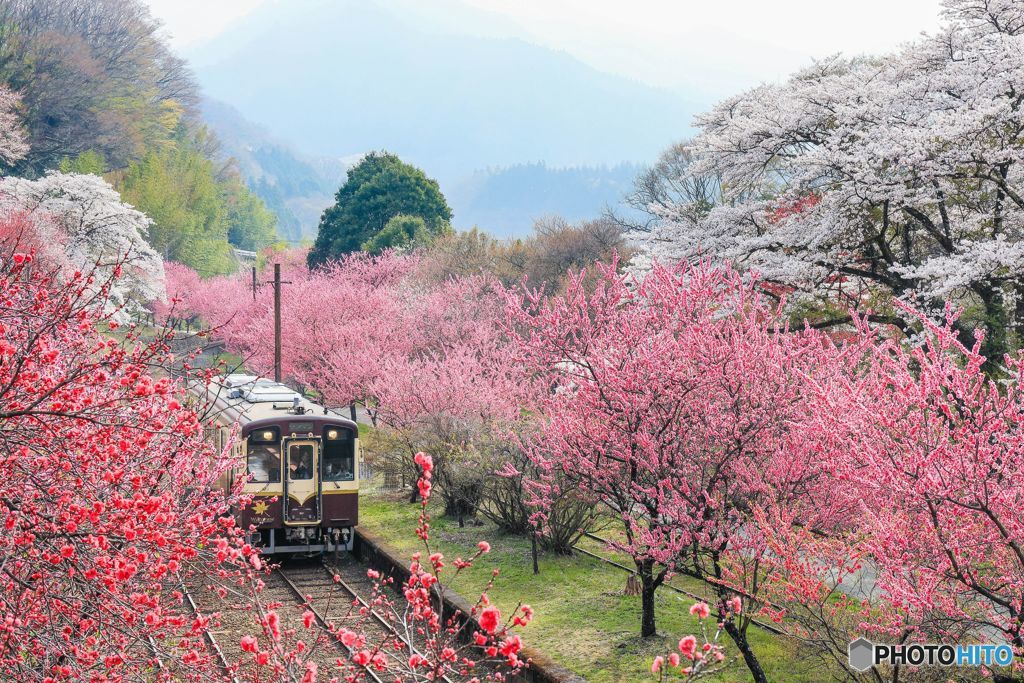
[202,374,359,554]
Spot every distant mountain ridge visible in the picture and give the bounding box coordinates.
[448,162,644,237]
[204,97,648,239]
[192,0,689,236]
[201,98,349,242]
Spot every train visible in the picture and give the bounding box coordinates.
[201,374,360,554]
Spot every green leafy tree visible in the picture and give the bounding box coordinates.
[0,0,196,175]
[222,177,278,251]
[58,150,106,175]
[363,214,448,254]
[308,152,452,266]
[118,131,235,276]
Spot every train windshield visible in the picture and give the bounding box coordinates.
[323,430,355,481]
[247,444,281,483]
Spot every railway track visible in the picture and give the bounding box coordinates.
[179,556,493,682]
[271,561,390,683]
[573,532,785,636]
[312,557,460,683]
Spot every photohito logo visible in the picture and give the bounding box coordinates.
[848,638,1014,671]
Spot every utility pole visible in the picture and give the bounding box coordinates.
[273,263,282,382]
[264,264,291,383]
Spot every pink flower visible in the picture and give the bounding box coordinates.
[513,603,535,626]
[651,655,664,673]
[265,611,281,640]
[668,653,680,667]
[499,635,522,657]
[479,606,501,634]
[477,540,491,553]
[689,602,710,619]
[678,635,697,656]
[240,635,258,653]
[414,451,433,473]
[728,596,742,614]
[302,610,315,628]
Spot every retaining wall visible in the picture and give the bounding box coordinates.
[354,528,588,683]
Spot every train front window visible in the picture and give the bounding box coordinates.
[288,444,314,480]
[323,430,355,481]
[246,444,281,483]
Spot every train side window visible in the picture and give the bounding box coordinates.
[322,431,354,481]
[246,444,281,483]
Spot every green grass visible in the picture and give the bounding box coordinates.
[359,492,818,682]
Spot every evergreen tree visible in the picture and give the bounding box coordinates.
[308,152,451,267]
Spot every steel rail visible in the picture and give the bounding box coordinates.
[179,580,240,683]
[276,566,386,683]
[318,562,458,683]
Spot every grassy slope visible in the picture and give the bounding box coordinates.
[360,493,819,682]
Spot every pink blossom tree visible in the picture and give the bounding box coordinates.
[506,259,856,682]
[166,250,419,411]
[815,307,1024,665]
[0,234,256,680]
[370,274,532,516]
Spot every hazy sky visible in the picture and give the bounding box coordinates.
[144,0,944,100]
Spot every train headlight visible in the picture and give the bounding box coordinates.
[261,430,275,441]
[326,429,339,440]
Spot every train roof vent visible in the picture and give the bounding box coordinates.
[224,374,259,387]
[243,385,301,403]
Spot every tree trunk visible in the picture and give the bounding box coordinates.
[972,283,1009,373]
[723,620,768,683]
[640,579,657,637]
[638,560,659,637]
[531,531,539,575]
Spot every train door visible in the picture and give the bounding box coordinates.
[283,439,320,524]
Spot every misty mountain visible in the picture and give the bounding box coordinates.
[204,96,649,239]
[202,98,348,242]
[448,162,644,237]
[189,0,689,178]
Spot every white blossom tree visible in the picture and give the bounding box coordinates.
[0,85,28,167]
[0,172,167,319]
[635,0,1024,360]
